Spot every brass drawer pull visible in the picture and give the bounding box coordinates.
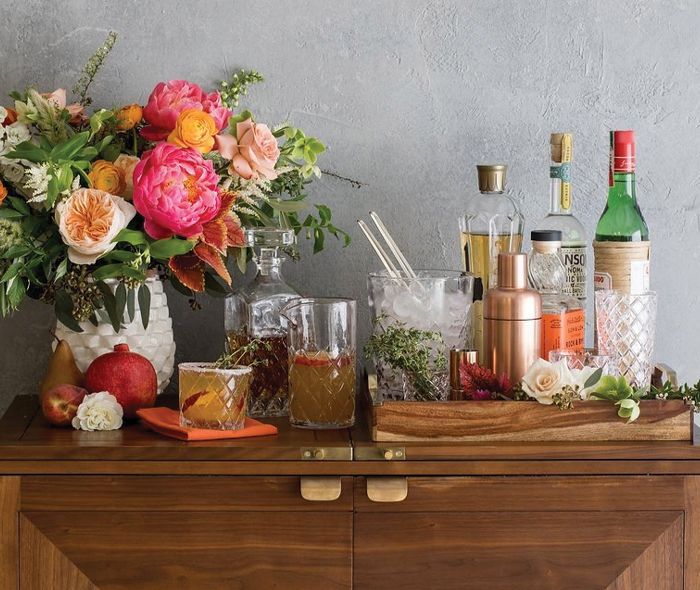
[366,477,408,503]
[300,476,342,501]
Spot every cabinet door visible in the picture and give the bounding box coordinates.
[354,476,687,590]
[18,475,352,590]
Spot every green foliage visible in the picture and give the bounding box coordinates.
[72,31,118,106]
[644,380,700,412]
[214,338,271,369]
[365,317,447,401]
[590,375,643,423]
[219,70,264,109]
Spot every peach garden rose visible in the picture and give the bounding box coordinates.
[55,188,136,264]
[132,143,221,239]
[217,118,280,180]
[113,154,139,200]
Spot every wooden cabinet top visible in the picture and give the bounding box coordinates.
[2,395,700,476]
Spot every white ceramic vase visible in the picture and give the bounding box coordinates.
[54,277,176,393]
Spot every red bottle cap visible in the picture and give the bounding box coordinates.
[612,130,635,173]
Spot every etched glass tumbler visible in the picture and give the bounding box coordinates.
[595,290,657,389]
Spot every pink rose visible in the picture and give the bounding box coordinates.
[224,119,280,181]
[141,80,231,141]
[43,89,85,125]
[132,143,221,239]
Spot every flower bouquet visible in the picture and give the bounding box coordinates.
[0,32,347,333]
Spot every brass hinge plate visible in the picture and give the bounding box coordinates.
[300,446,353,461]
[354,446,406,461]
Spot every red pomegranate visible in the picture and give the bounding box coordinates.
[85,344,157,418]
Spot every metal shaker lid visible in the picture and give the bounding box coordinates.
[483,253,542,320]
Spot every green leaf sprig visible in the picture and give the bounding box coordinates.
[214,339,271,370]
[589,375,643,423]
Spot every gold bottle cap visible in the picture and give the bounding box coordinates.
[476,165,506,193]
[550,133,572,163]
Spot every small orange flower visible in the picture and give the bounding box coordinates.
[2,108,17,125]
[167,108,217,153]
[115,104,143,131]
[0,180,7,204]
[88,160,127,196]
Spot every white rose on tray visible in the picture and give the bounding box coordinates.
[72,391,124,431]
[521,359,576,405]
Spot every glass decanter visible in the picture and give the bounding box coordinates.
[224,228,300,417]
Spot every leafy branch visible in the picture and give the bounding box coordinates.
[72,31,118,106]
[365,317,447,401]
[219,69,264,109]
[214,339,271,369]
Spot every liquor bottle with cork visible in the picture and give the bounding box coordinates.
[528,230,585,359]
[460,165,524,361]
[538,133,588,302]
[594,130,650,294]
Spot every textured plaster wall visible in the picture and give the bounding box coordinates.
[0,0,698,412]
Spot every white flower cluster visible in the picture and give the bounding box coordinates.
[0,107,31,188]
[521,359,600,405]
[72,391,124,431]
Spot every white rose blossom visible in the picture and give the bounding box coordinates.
[0,158,25,184]
[3,122,30,149]
[521,359,576,405]
[72,392,124,432]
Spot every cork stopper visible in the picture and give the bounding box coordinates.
[550,133,573,163]
[477,165,506,193]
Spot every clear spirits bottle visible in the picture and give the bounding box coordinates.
[460,164,523,361]
[538,133,588,302]
[528,230,585,359]
[224,228,300,417]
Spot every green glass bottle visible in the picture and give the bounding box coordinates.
[595,130,649,241]
[593,130,650,294]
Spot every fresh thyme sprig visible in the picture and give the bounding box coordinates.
[72,31,118,106]
[214,339,271,370]
[219,69,264,109]
[644,380,700,412]
[365,317,447,401]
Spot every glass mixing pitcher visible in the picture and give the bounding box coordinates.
[281,298,356,429]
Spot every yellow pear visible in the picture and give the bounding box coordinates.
[40,340,85,395]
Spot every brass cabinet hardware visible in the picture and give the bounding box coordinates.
[300,476,342,501]
[299,447,353,461]
[354,446,406,461]
[366,477,408,503]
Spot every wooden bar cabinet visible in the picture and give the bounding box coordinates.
[1,395,699,589]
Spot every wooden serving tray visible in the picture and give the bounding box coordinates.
[365,377,693,443]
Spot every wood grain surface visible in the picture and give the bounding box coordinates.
[0,477,19,590]
[21,510,352,589]
[371,399,692,442]
[354,511,683,590]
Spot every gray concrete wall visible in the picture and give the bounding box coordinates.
[0,0,697,412]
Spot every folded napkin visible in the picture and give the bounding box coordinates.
[137,407,278,441]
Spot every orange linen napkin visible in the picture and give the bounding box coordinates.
[137,407,278,441]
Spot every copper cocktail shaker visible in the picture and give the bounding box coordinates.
[483,253,541,386]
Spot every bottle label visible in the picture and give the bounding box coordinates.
[630,260,650,294]
[549,163,572,210]
[594,271,613,291]
[541,309,585,359]
[560,246,587,300]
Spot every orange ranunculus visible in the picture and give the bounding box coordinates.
[2,108,17,126]
[0,180,7,204]
[88,160,127,196]
[115,104,143,131]
[167,108,217,153]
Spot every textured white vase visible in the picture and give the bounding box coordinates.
[54,277,176,393]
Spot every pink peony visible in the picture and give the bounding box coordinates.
[141,80,231,141]
[132,143,221,239]
[219,118,280,180]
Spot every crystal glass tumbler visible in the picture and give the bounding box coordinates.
[281,298,356,429]
[179,363,252,430]
[548,348,618,375]
[367,270,474,401]
[595,290,657,389]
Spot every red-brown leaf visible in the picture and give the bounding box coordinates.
[218,190,238,217]
[201,218,228,253]
[169,254,205,293]
[224,213,245,247]
[194,242,232,285]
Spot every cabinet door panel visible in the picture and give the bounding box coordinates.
[21,510,352,590]
[355,510,682,590]
[354,477,685,590]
